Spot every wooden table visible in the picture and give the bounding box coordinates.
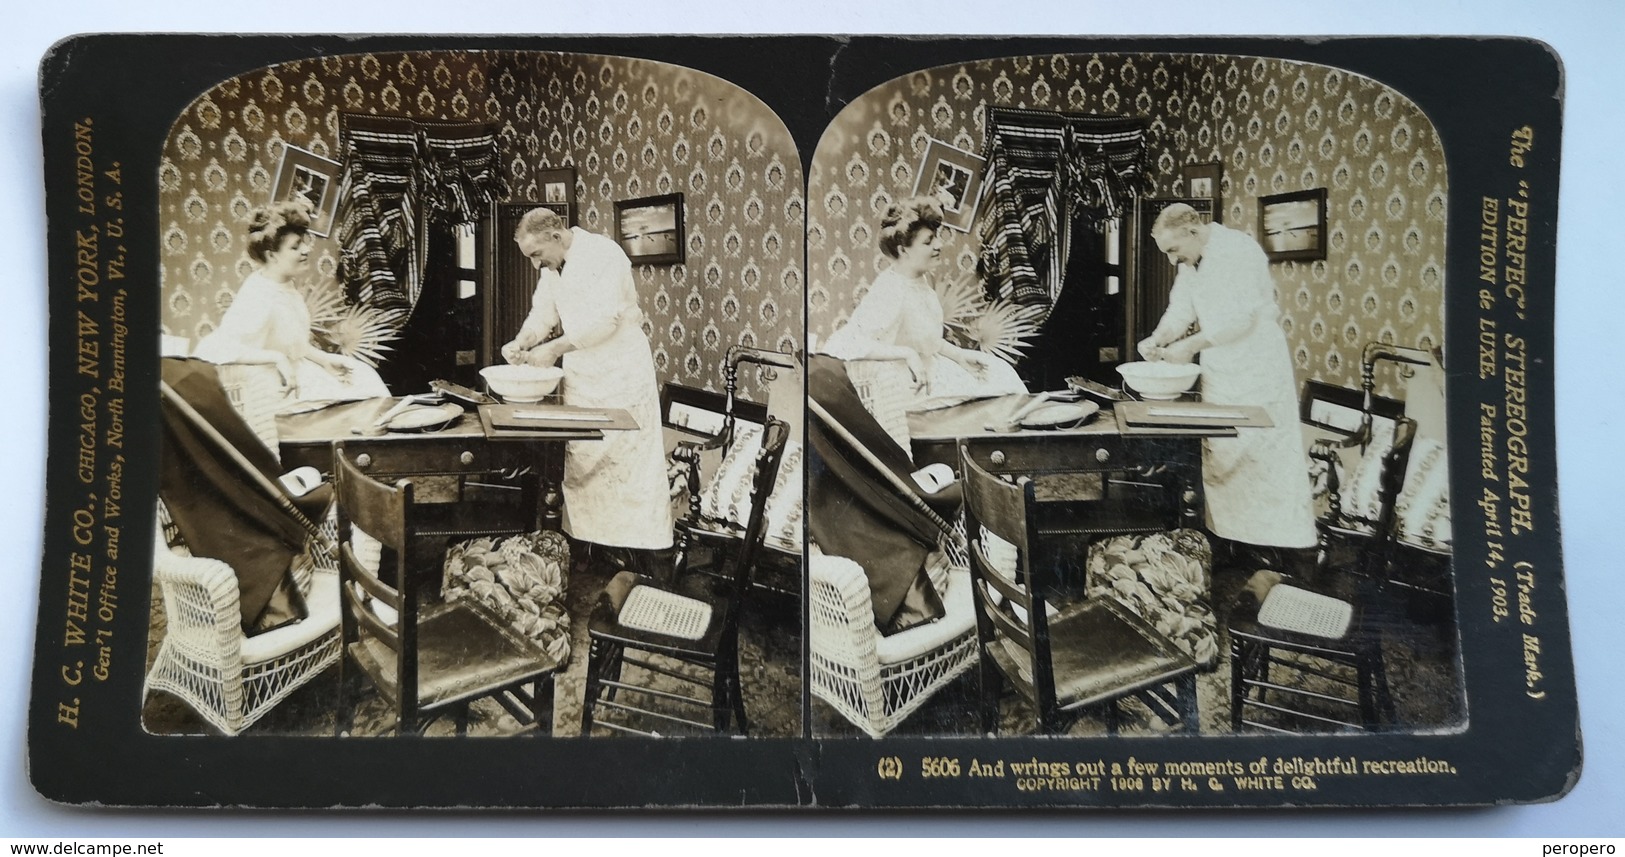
[277,398,624,537]
[908,394,1224,536]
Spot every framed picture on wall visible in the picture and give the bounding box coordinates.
[614,193,685,265]
[271,145,342,237]
[1258,187,1328,262]
[912,138,987,232]
[536,166,577,226]
[1182,161,1223,223]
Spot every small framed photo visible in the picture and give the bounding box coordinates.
[1301,379,1404,437]
[1182,161,1223,223]
[1258,187,1328,262]
[271,145,341,237]
[912,138,987,232]
[660,382,766,437]
[614,193,685,265]
[537,166,576,226]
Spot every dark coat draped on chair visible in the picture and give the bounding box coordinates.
[158,358,330,633]
[807,355,962,634]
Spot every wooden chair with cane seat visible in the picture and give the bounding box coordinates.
[581,417,789,736]
[960,445,1200,735]
[333,446,561,736]
[1226,342,1425,733]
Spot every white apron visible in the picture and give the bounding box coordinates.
[518,230,674,550]
[1154,225,1317,549]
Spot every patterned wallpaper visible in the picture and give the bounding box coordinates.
[807,53,1447,395]
[157,50,804,400]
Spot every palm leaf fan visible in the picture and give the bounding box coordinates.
[965,299,1044,366]
[297,280,347,327]
[933,272,986,331]
[318,304,405,368]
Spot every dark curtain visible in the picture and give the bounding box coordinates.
[975,108,1150,308]
[334,115,506,315]
[334,115,507,391]
[1023,218,1121,390]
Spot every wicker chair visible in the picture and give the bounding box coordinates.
[214,363,288,457]
[809,549,978,737]
[146,529,341,735]
[806,384,979,737]
[144,361,341,735]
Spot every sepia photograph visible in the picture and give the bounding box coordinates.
[1183,160,1223,222]
[1259,188,1329,261]
[912,138,987,231]
[614,193,686,264]
[271,145,341,236]
[141,49,804,741]
[808,52,1461,742]
[26,32,1583,814]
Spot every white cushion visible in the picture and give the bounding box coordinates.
[698,423,803,552]
[240,571,341,663]
[1396,438,1451,548]
[618,586,712,641]
[875,568,976,665]
[1257,584,1353,639]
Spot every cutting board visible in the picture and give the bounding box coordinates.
[479,404,639,434]
[1115,400,1274,429]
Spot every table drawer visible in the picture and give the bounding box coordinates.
[336,441,490,476]
[957,434,1193,476]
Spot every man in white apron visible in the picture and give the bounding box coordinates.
[1137,203,1317,567]
[503,208,674,574]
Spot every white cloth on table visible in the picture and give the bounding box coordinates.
[820,268,1025,412]
[515,228,673,550]
[1151,224,1317,549]
[192,270,390,404]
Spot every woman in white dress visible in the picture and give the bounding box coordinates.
[192,200,389,405]
[820,196,1025,410]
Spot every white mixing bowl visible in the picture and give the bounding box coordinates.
[1116,361,1202,399]
[480,364,564,402]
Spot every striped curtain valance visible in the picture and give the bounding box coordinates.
[976,108,1149,307]
[335,115,507,315]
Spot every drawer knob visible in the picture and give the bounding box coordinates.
[354,453,373,469]
[459,450,475,466]
[989,450,1007,466]
[1095,447,1110,463]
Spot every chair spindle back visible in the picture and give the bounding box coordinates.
[959,445,1057,709]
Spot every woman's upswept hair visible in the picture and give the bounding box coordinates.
[878,195,944,259]
[246,198,314,263]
